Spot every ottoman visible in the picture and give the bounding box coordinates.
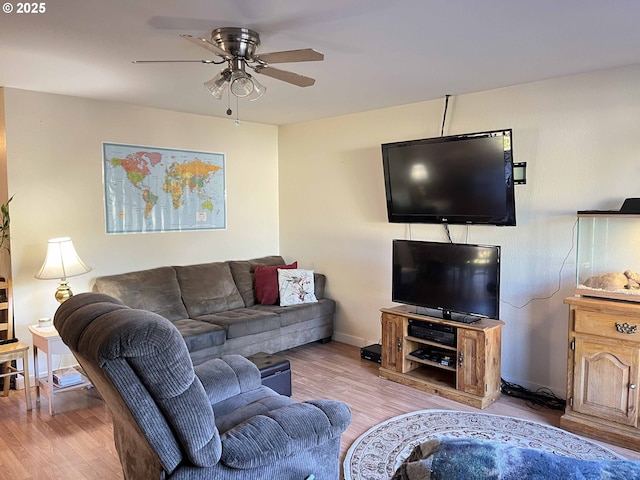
[247,352,292,396]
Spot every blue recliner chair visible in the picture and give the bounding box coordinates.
[54,292,351,480]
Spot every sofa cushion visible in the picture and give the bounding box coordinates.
[254,262,297,305]
[195,309,280,339]
[313,273,326,300]
[213,386,293,434]
[172,319,226,352]
[219,399,351,469]
[175,262,244,317]
[92,267,189,321]
[251,298,336,327]
[278,269,318,306]
[195,355,262,406]
[228,256,286,307]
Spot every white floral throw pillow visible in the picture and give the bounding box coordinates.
[278,269,318,306]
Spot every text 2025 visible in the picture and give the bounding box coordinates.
[16,2,46,13]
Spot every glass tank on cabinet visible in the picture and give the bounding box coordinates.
[576,210,640,302]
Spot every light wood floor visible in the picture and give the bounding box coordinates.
[1,341,639,479]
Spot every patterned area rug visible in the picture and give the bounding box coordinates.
[344,409,623,480]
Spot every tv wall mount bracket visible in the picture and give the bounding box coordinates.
[514,162,527,185]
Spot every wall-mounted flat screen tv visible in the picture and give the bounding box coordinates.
[382,129,516,226]
[392,240,501,322]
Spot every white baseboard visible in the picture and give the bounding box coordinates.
[331,331,375,348]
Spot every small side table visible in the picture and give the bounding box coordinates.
[28,325,91,415]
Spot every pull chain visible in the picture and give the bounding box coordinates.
[235,95,240,126]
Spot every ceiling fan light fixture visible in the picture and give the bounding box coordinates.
[230,70,254,98]
[138,27,324,111]
[204,69,230,99]
[247,75,266,102]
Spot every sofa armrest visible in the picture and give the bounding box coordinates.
[195,355,262,405]
[220,399,351,469]
[313,273,327,300]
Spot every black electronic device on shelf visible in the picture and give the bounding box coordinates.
[409,347,454,367]
[408,319,456,347]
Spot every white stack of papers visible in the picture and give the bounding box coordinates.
[53,368,82,387]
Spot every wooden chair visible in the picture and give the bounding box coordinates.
[0,341,32,410]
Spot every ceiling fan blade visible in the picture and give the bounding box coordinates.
[180,34,231,59]
[254,65,315,87]
[132,59,219,64]
[255,48,324,64]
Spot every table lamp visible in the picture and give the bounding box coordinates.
[34,237,92,303]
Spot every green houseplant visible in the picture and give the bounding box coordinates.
[0,196,12,305]
[0,195,12,254]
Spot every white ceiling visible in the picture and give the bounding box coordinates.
[2,0,640,125]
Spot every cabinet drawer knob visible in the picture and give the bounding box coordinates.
[615,322,638,334]
[631,384,637,390]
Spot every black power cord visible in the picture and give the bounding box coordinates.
[501,378,566,411]
[440,94,454,243]
[440,94,450,137]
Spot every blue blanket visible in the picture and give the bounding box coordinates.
[391,438,640,480]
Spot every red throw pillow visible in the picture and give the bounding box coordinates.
[254,262,298,305]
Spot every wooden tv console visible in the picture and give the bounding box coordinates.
[379,306,504,409]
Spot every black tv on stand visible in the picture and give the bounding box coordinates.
[392,240,501,323]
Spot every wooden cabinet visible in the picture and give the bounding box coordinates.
[458,329,488,396]
[381,313,403,372]
[379,306,504,409]
[561,296,640,450]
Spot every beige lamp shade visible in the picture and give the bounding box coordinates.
[34,237,91,302]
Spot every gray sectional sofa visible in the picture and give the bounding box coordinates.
[92,255,335,365]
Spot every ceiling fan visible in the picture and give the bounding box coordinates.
[134,27,324,102]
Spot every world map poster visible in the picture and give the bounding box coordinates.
[103,143,226,234]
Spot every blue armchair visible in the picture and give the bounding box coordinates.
[54,293,351,480]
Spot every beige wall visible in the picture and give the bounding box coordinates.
[4,64,640,394]
[0,89,11,291]
[2,88,279,347]
[278,64,640,395]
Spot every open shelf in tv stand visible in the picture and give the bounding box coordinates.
[379,305,504,409]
